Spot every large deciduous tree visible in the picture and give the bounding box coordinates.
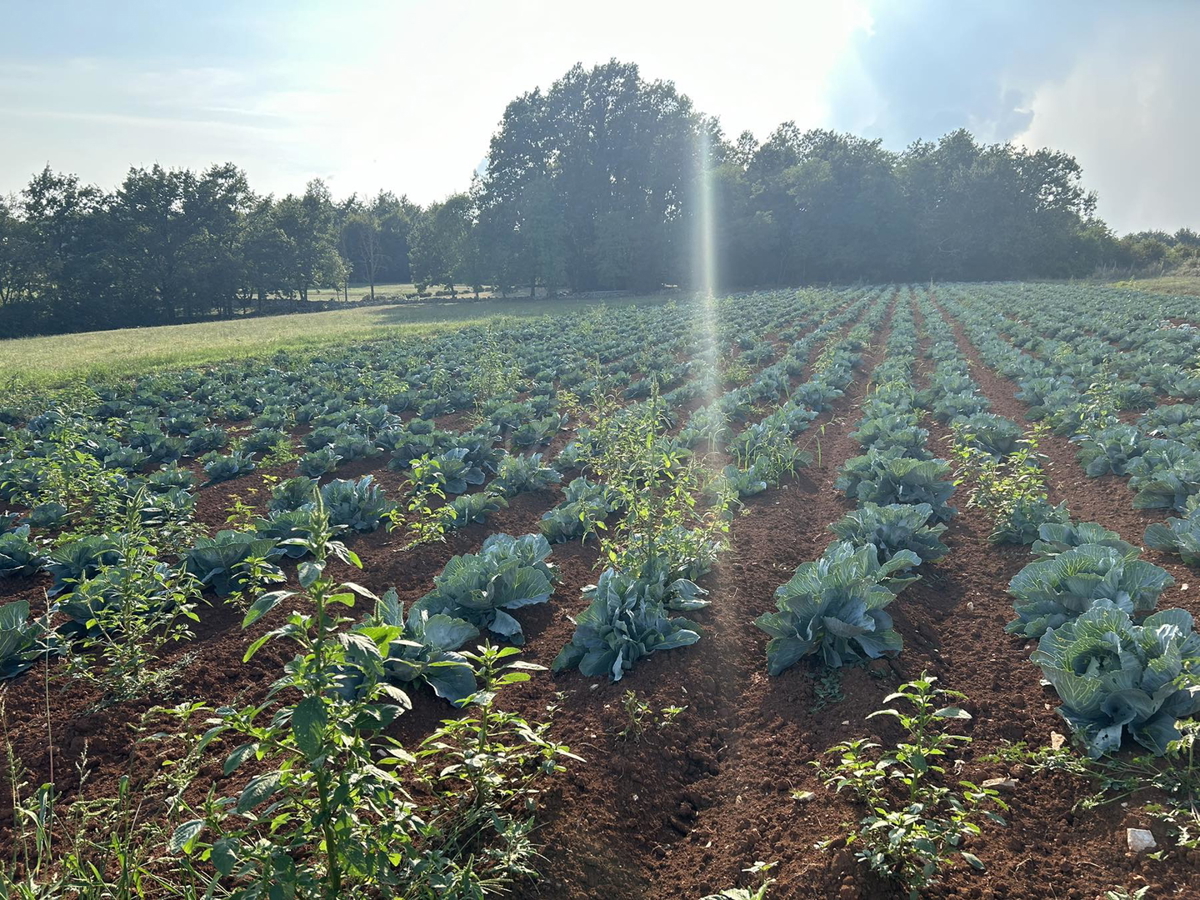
[409,193,475,298]
[478,60,708,294]
[274,179,343,302]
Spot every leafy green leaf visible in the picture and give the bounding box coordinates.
[211,837,239,876]
[291,696,327,761]
[242,590,294,628]
[223,742,259,776]
[236,771,282,814]
[934,706,972,720]
[169,819,204,854]
[297,560,323,589]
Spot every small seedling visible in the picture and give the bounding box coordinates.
[809,667,845,713]
[616,690,687,742]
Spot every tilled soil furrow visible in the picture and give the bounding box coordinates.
[612,296,901,900]
[911,293,1200,898]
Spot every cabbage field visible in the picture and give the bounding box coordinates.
[2,284,1200,899]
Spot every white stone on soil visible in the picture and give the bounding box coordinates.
[1126,828,1156,852]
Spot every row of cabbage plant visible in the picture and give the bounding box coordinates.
[918,287,1200,760]
[940,284,1200,564]
[552,291,894,682]
[756,289,956,675]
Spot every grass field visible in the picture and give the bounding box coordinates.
[0,294,667,390]
[8,275,1198,392]
[1111,273,1200,297]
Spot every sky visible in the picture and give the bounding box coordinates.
[0,0,1195,235]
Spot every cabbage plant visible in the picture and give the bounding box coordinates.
[319,476,396,532]
[1071,424,1145,476]
[241,428,286,455]
[1127,443,1200,513]
[761,403,818,436]
[591,548,710,612]
[431,447,486,494]
[445,491,508,529]
[1130,457,1200,515]
[540,478,619,543]
[953,413,1024,459]
[303,425,342,451]
[1030,521,1137,560]
[184,426,228,455]
[45,535,123,596]
[27,501,70,529]
[989,497,1070,546]
[492,452,561,496]
[202,450,257,484]
[1031,602,1200,757]
[411,533,556,645]
[552,567,701,681]
[102,446,149,472]
[384,426,457,467]
[332,429,380,463]
[829,502,949,565]
[0,600,57,680]
[731,422,813,477]
[255,508,323,559]
[0,526,42,578]
[792,380,843,412]
[1144,507,1200,566]
[184,530,282,596]
[678,405,730,450]
[1125,440,1196,480]
[144,464,196,493]
[451,431,504,473]
[268,477,319,514]
[932,390,990,423]
[1140,403,1196,431]
[297,446,342,478]
[835,451,956,522]
[850,414,922,450]
[707,463,768,501]
[755,541,918,674]
[511,415,561,448]
[0,457,46,503]
[335,589,479,706]
[1006,543,1174,638]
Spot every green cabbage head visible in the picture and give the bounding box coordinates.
[1031,602,1200,758]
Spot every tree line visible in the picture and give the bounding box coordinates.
[0,60,1190,338]
[1108,229,1200,275]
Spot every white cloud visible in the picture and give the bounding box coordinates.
[1014,12,1200,233]
[3,0,1194,234]
[0,0,871,203]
